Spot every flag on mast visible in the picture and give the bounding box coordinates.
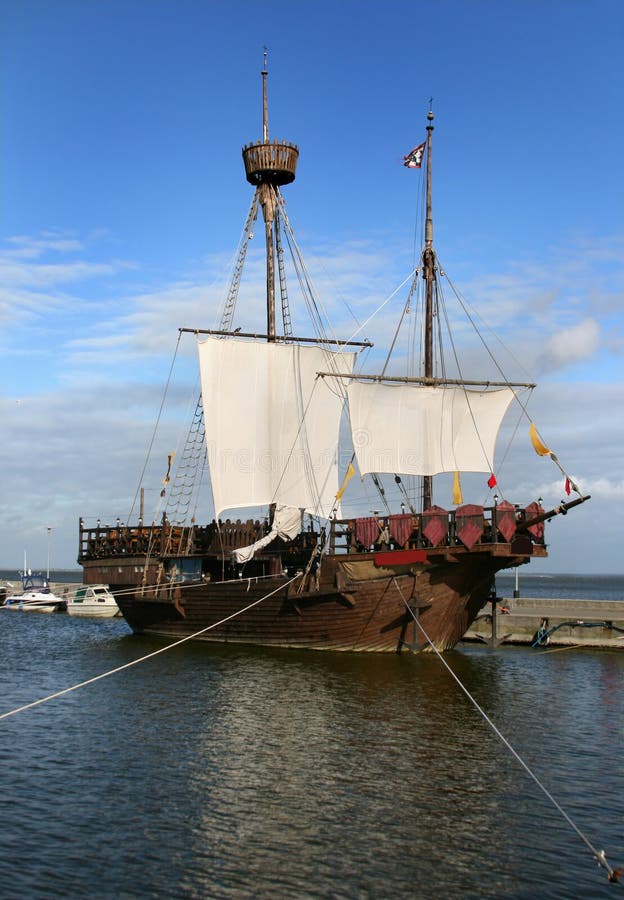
[403,142,426,168]
[335,462,355,501]
[452,471,463,505]
[529,422,551,457]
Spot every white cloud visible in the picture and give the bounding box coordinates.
[573,476,624,500]
[0,228,622,573]
[6,233,85,258]
[537,317,600,372]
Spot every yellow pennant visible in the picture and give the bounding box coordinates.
[529,423,551,457]
[335,462,355,501]
[452,470,463,505]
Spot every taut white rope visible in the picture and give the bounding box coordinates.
[393,578,621,884]
[0,575,299,722]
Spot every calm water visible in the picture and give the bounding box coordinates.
[495,572,624,603]
[1,575,623,898]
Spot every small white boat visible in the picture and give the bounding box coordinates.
[3,572,66,613]
[66,584,120,618]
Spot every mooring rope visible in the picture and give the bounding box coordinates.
[0,574,300,723]
[393,578,622,885]
[37,570,290,604]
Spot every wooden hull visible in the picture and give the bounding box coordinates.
[108,548,535,653]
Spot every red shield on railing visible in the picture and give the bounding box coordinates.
[525,501,545,541]
[388,513,413,547]
[455,504,484,550]
[422,505,449,547]
[496,500,517,543]
[355,517,380,549]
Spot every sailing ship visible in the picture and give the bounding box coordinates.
[78,65,589,652]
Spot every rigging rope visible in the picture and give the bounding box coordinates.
[393,578,622,885]
[278,192,354,349]
[165,392,206,528]
[219,192,261,332]
[438,264,583,501]
[440,264,534,384]
[370,473,391,516]
[267,370,347,523]
[434,271,504,483]
[380,272,418,378]
[274,200,293,337]
[127,331,183,523]
[342,269,418,347]
[0,574,300,723]
[277,195,371,341]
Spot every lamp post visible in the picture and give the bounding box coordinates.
[46,527,52,581]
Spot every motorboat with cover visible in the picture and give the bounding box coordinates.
[66,584,120,617]
[3,572,67,613]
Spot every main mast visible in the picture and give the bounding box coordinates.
[422,107,435,510]
[241,53,299,341]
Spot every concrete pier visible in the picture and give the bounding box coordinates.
[463,596,624,649]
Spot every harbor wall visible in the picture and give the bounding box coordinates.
[464,596,624,649]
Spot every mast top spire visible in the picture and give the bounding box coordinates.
[425,102,434,248]
[242,54,299,187]
[262,47,269,143]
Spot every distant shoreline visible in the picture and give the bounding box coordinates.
[1,569,623,578]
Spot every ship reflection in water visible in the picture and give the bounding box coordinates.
[1,603,622,897]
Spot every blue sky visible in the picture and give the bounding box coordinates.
[1,0,623,573]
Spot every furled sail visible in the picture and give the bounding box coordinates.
[198,337,355,519]
[347,381,514,477]
[231,504,302,564]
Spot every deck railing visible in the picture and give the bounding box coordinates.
[330,502,544,553]
[79,503,544,563]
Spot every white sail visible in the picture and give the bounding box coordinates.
[347,381,514,477]
[198,337,355,519]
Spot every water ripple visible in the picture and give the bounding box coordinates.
[0,612,622,897]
